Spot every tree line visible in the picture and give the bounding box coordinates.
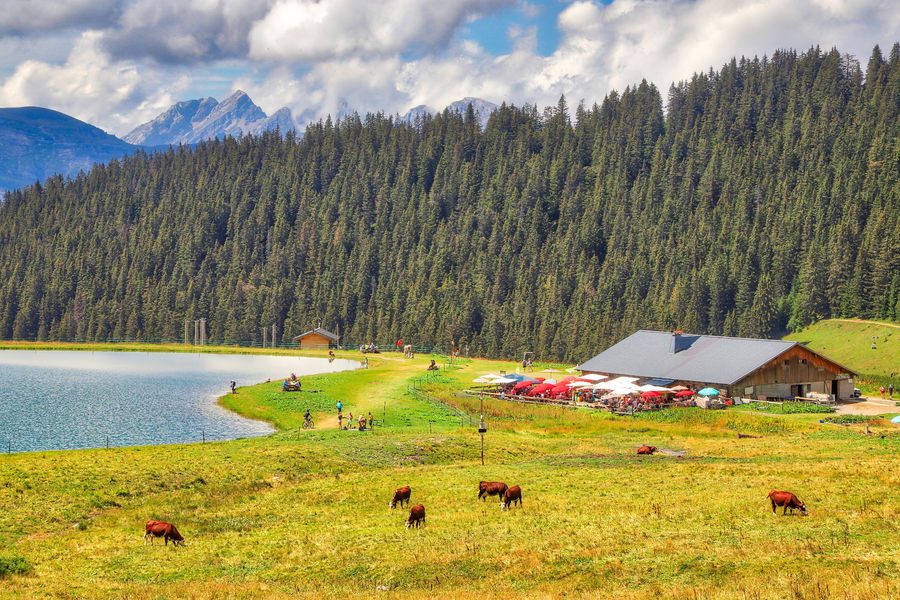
[0,45,897,361]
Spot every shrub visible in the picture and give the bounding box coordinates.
[748,402,835,414]
[0,554,31,578]
[823,415,879,424]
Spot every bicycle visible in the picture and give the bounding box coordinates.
[302,416,314,429]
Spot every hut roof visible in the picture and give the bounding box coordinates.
[577,330,854,385]
[292,327,340,342]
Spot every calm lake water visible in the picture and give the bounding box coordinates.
[0,351,359,452]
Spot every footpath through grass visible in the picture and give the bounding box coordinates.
[0,347,898,599]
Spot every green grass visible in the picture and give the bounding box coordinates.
[745,402,835,414]
[786,319,900,394]
[0,343,898,598]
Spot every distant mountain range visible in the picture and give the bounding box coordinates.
[0,93,496,194]
[124,90,296,146]
[403,97,498,129]
[0,107,149,194]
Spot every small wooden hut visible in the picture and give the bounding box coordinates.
[292,327,340,349]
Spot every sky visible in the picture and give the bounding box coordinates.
[0,0,897,136]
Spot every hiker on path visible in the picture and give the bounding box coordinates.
[889,383,894,399]
[336,400,343,413]
[880,385,885,399]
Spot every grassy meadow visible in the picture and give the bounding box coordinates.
[786,319,899,395]
[0,346,898,599]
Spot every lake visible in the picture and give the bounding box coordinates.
[0,350,359,452]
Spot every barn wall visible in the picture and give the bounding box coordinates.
[734,346,853,400]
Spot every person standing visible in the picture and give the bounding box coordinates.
[336,400,343,414]
[368,412,374,430]
[889,383,894,399]
[880,385,885,399]
[230,381,236,394]
[338,412,343,430]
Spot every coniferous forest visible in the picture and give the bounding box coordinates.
[0,46,897,360]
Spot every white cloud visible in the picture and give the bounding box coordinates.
[247,0,513,61]
[101,0,276,64]
[1,0,897,137]
[388,0,900,117]
[0,32,186,134]
[0,0,119,35]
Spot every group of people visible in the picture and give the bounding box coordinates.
[879,383,894,400]
[282,373,301,391]
[336,400,374,431]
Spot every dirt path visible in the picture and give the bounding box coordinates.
[834,399,898,416]
[830,318,900,330]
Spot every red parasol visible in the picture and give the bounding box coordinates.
[513,380,534,391]
[675,389,695,397]
[640,391,662,398]
[526,383,554,396]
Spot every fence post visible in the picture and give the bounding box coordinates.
[106,435,109,449]
[202,430,205,443]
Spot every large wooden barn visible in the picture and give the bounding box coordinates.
[291,327,340,349]
[577,330,857,400]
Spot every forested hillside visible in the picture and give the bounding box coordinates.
[0,46,897,360]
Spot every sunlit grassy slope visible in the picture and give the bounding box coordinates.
[786,319,899,393]
[0,348,898,598]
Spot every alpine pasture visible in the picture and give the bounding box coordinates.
[0,347,897,599]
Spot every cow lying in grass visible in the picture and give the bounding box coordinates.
[767,490,808,516]
[390,485,411,510]
[637,445,657,455]
[478,481,508,501]
[406,504,426,528]
[500,485,522,511]
[144,520,186,546]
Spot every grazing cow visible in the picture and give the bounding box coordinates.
[390,485,412,510]
[406,504,426,528]
[144,520,185,546]
[767,490,808,516]
[501,485,522,511]
[637,445,657,455]
[478,481,508,501]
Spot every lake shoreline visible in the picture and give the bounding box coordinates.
[0,345,361,452]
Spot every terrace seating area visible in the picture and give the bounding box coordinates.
[469,373,714,414]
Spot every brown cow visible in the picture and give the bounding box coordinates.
[144,520,186,546]
[478,481,508,501]
[501,485,522,511]
[637,445,657,455]
[767,490,808,516]
[406,504,426,528]
[390,485,412,510]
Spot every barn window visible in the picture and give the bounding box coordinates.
[783,360,789,367]
[800,359,807,365]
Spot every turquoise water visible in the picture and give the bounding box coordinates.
[0,351,358,452]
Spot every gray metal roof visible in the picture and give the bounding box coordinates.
[577,330,798,385]
[292,327,339,342]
